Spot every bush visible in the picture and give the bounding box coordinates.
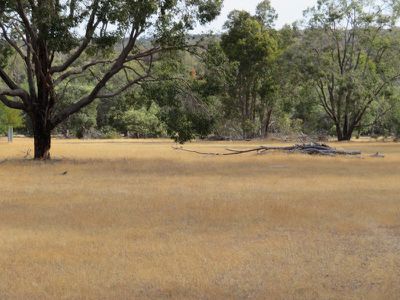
[100,126,121,139]
[0,104,23,134]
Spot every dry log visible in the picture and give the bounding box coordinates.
[173,143,362,156]
[370,152,385,158]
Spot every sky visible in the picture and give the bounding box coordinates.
[196,0,318,33]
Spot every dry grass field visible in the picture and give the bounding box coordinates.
[0,138,399,299]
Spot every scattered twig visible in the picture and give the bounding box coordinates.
[23,149,32,159]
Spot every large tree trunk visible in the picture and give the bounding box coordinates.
[336,124,354,141]
[33,117,52,160]
[338,135,352,141]
[341,132,353,141]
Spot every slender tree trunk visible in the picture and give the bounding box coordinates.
[263,108,273,138]
[344,123,356,141]
[335,123,343,141]
[33,116,52,160]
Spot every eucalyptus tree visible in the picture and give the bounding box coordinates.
[301,0,400,140]
[0,0,222,159]
[220,1,278,138]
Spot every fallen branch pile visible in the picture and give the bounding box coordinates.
[173,143,362,156]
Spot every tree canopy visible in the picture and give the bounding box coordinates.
[0,0,222,158]
[298,0,400,140]
[218,5,279,138]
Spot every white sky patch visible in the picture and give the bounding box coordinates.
[193,0,318,33]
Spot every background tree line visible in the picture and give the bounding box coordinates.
[1,0,400,149]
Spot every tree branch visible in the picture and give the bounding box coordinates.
[0,67,21,90]
[0,95,25,110]
[50,25,142,127]
[0,23,27,60]
[50,0,101,73]
[96,74,150,99]
[53,59,114,85]
[15,0,38,44]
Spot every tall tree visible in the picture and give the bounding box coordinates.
[220,3,278,138]
[0,0,222,159]
[255,0,277,28]
[301,0,400,140]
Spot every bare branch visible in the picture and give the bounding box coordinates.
[15,0,38,44]
[0,95,25,110]
[0,23,27,60]
[0,66,16,90]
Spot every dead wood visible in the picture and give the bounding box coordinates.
[173,143,362,156]
[370,152,385,158]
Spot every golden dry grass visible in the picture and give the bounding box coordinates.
[0,138,399,299]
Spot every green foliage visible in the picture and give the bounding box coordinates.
[221,10,277,73]
[137,51,216,142]
[100,126,120,139]
[0,0,223,159]
[297,0,400,140]
[255,0,278,28]
[391,106,400,137]
[0,103,23,134]
[380,87,400,137]
[56,83,98,138]
[0,41,12,68]
[161,106,213,143]
[121,104,165,138]
[214,4,281,138]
